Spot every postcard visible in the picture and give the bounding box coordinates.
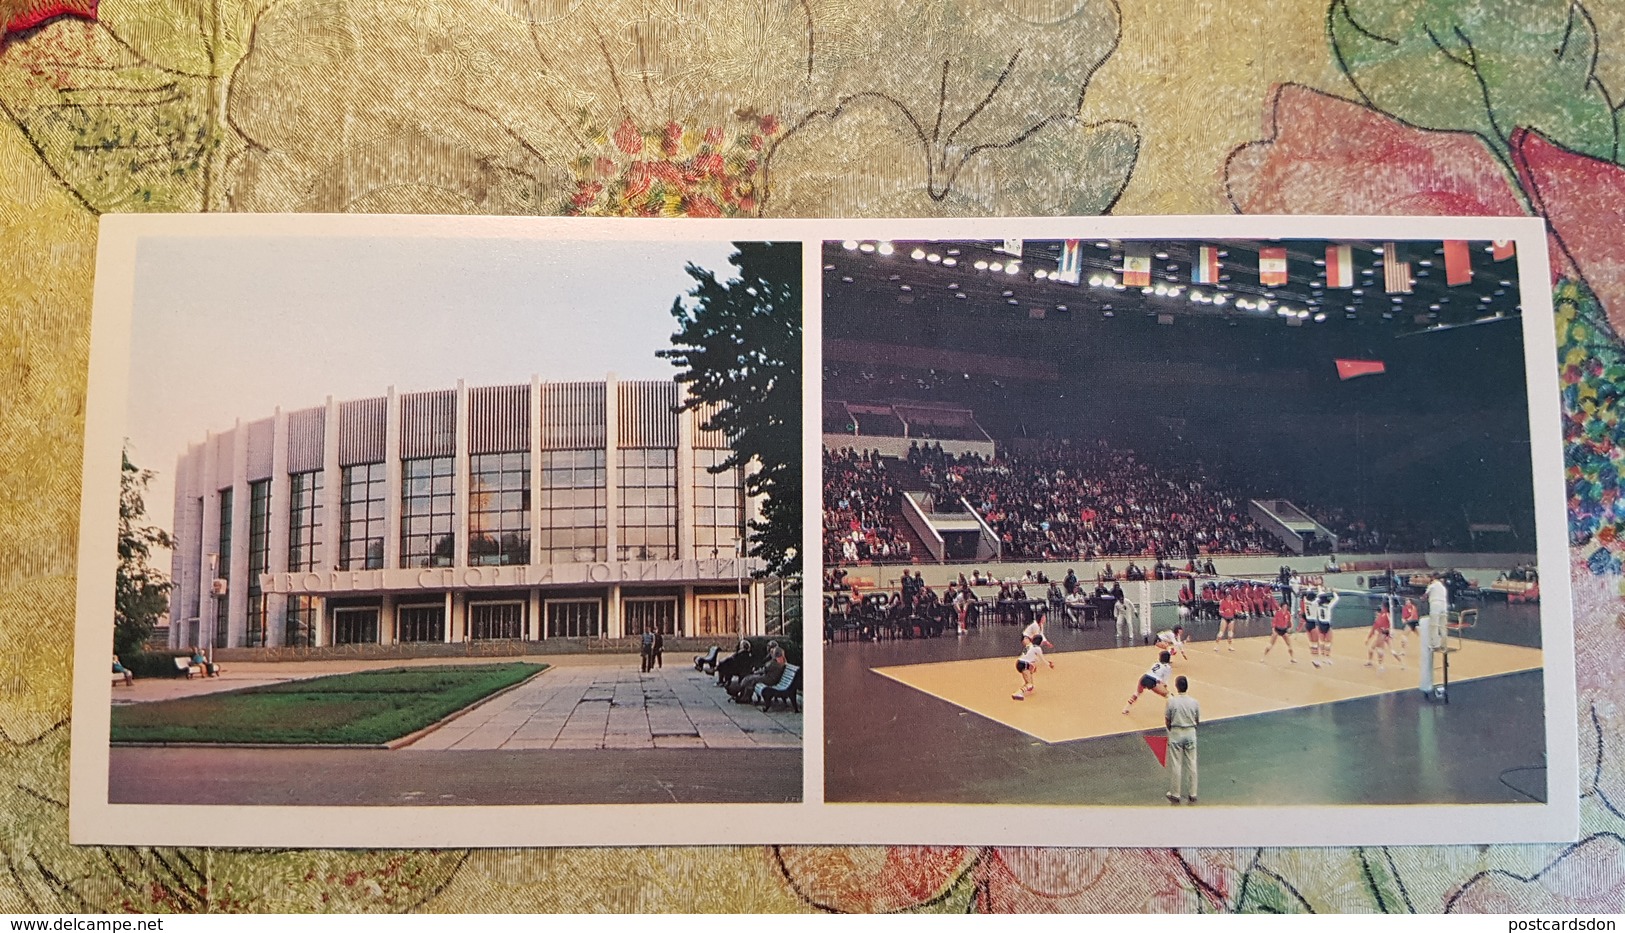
[73,213,1575,848]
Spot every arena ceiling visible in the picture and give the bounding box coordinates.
[823,237,1523,334]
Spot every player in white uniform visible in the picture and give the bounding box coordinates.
[1011,636,1054,699]
[1155,626,1190,661]
[1123,651,1173,713]
[1315,587,1339,665]
[1022,615,1051,647]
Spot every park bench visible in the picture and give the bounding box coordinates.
[175,656,221,679]
[694,645,720,673]
[753,664,801,712]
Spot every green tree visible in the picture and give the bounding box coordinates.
[116,449,173,658]
[660,242,802,577]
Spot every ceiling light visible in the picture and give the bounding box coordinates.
[877,242,894,256]
[859,242,875,253]
[912,248,926,260]
[974,259,988,270]
[942,257,957,267]
[927,253,941,263]
[842,240,859,251]
[989,262,1003,272]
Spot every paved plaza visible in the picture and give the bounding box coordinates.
[107,653,803,805]
[408,661,801,751]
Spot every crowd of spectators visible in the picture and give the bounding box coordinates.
[823,448,914,564]
[824,441,1294,565]
[914,441,1284,561]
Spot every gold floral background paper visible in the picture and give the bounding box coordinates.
[5,0,1625,913]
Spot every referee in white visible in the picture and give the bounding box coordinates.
[1422,573,1450,695]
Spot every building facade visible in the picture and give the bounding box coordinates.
[168,377,771,650]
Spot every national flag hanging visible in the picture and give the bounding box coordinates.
[1123,245,1152,287]
[1258,247,1288,286]
[1383,242,1412,294]
[1192,245,1220,284]
[1336,359,1387,381]
[1493,239,1516,261]
[996,238,1024,258]
[1325,244,1354,288]
[1055,238,1082,285]
[1143,734,1169,767]
[1444,239,1472,286]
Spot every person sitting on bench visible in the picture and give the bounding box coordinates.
[112,655,134,686]
[190,647,221,677]
[728,646,786,703]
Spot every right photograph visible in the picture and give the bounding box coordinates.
[821,233,1551,809]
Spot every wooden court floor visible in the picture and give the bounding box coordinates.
[872,634,1542,745]
[825,599,1549,806]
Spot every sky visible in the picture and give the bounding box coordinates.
[125,234,740,531]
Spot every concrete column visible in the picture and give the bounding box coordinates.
[528,588,541,641]
[454,379,470,568]
[380,593,395,645]
[446,590,457,643]
[384,386,402,570]
[529,374,543,568]
[228,422,249,648]
[607,584,622,639]
[170,448,197,651]
[321,396,341,571]
[266,408,291,647]
[198,435,220,651]
[604,373,619,563]
[676,388,694,560]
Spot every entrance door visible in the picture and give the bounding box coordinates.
[623,597,679,636]
[331,607,380,645]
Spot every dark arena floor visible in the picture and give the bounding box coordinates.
[823,584,1547,807]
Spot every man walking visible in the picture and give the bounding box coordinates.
[1165,676,1200,805]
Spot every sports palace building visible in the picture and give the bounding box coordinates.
[167,377,780,650]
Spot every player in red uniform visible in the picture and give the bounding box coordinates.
[1215,592,1238,652]
[1397,598,1418,661]
[1365,603,1396,672]
[1261,603,1299,664]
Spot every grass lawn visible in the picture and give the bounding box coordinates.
[110,663,546,745]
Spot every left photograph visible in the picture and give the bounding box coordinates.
[75,217,803,842]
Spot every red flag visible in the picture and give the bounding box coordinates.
[1444,240,1472,286]
[1492,239,1516,261]
[1336,359,1387,380]
[1143,734,1169,767]
[1259,247,1288,286]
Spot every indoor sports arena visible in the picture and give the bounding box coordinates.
[821,236,1549,807]
[168,377,775,651]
